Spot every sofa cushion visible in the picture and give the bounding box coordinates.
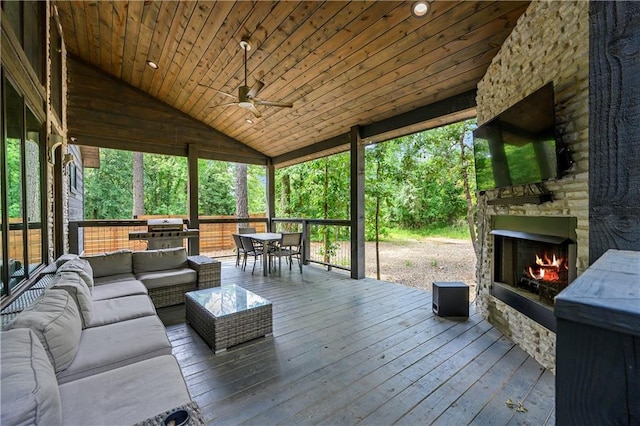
[55,253,79,268]
[52,271,93,328]
[56,258,94,291]
[8,289,82,373]
[133,247,188,274]
[59,355,191,426]
[94,272,137,285]
[91,279,148,301]
[136,268,197,290]
[81,249,133,278]
[1,329,62,426]
[55,315,172,384]
[88,295,156,328]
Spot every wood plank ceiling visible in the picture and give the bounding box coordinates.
[55,1,529,164]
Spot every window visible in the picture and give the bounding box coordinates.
[1,0,45,83]
[1,76,45,298]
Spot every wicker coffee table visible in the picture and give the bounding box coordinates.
[185,285,272,353]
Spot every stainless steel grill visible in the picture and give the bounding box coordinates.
[129,219,199,250]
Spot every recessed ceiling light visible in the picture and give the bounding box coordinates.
[246,119,254,124]
[411,1,430,17]
[146,60,158,69]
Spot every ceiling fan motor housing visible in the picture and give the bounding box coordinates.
[238,85,252,108]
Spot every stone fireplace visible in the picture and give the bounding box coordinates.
[474,1,589,371]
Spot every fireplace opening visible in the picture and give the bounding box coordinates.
[490,216,577,331]
[493,231,576,306]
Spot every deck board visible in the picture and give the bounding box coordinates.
[158,261,555,425]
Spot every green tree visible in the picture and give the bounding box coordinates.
[143,153,187,215]
[84,149,133,219]
[198,159,235,215]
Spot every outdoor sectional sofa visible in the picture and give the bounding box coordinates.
[0,248,219,425]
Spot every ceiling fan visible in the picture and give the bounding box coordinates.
[200,39,293,118]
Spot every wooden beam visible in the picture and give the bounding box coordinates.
[361,90,477,143]
[350,126,365,279]
[588,1,640,264]
[271,133,350,167]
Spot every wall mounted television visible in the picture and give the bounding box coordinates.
[473,83,571,191]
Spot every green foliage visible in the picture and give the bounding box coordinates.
[275,120,477,240]
[198,159,235,215]
[84,149,133,219]
[85,149,264,219]
[6,138,22,218]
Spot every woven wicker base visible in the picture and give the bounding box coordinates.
[149,282,195,308]
[188,256,221,289]
[185,288,272,352]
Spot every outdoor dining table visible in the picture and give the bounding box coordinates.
[241,232,281,277]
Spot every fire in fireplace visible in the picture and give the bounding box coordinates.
[520,250,569,304]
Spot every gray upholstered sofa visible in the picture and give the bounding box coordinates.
[0,249,212,425]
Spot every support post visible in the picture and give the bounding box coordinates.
[350,126,365,279]
[187,144,199,255]
[266,160,276,232]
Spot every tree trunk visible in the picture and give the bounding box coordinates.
[235,163,249,229]
[281,171,292,231]
[459,133,478,258]
[132,152,144,218]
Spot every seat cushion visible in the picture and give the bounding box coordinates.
[8,289,82,373]
[59,355,191,426]
[52,271,93,328]
[88,295,156,328]
[55,315,172,384]
[136,268,197,290]
[91,279,148,301]
[133,247,188,273]
[1,329,62,426]
[81,250,133,278]
[55,258,94,290]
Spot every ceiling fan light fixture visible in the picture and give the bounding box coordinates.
[411,1,430,17]
[146,60,158,69]
[238,101,253,109]
[246,119,254,124]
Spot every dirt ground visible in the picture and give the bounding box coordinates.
[364,238,477,298]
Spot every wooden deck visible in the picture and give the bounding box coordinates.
[158,261,555,425]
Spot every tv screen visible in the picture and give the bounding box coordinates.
[473,83,560,191]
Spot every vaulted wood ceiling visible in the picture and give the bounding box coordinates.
[55,1,529,165]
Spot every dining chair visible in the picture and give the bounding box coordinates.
[238,227,256,234]
[232,234,246,268]
[272,232,303,274]
[239,235,264,275]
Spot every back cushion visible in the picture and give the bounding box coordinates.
[52,271,93,328]
[56,258,94,290]
[82,249,133,278]
[8,289,82,373]
[133,247,188,273]
[55,253,79,268]
[0,329,62,426]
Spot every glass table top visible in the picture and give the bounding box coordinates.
[188,284,271,317]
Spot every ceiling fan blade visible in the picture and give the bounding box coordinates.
[247,104,262,118]
[253,99,294,108]
[247,80,265,98]
[197,83,237,99]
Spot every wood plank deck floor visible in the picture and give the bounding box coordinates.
[158,261,555,425]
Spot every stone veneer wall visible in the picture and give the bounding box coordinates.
[475,0,589,372]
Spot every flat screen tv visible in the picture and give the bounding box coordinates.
[473,83,569,191]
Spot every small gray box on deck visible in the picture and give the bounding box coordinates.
[432,281,469,317]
